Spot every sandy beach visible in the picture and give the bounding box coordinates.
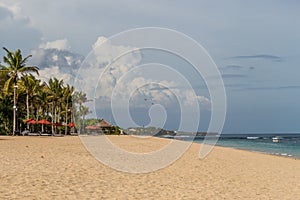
[0,135,299,199]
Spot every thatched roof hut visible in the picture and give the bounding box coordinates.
[95,119,113,128]
[85,119,114,134]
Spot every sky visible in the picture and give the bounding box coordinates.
[0,0,300,133]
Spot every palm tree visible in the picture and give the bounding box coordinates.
[18,74,40,129]
[73,91,90,134]
[63,84,74,135]
[0,47,39,135]
[48,78,63,134]
[0,63,8,90]
[36,82,50,119]
[0,93,13,135]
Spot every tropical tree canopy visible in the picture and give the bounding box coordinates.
[0,47,89,135]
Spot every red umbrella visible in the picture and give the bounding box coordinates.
[28,120,38,124]
[38,119,50,124]
[23,118,33,123]
[67,123,76,127]
[38,119,52,125]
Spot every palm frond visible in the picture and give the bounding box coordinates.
[19,66,39,75]
[3,77,14,95]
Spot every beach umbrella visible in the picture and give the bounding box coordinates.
[67,123,76,127]
[28,120,38,124]
[23,118,33,123]
[37,119,52,125]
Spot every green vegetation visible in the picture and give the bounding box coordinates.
[0,47,89,135]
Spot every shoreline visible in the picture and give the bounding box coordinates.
[170,136,300,160]
[202,141,300,160]
[213,143,300,160]
[1,134,299,160]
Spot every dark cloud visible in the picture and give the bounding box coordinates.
[0,6,12,20]
[224,65,255,70]
[229,54,283,62]
[28,48,84,76]
[221,74,246,79]
[243,85,300,90]
[149,84,208,91]
[225,83,250,88]
[0,6,42,53]
[225,65,244,69]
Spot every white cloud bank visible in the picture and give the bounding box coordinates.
[76,36,210,113]
[34,36,210,119]
[39,39,70,51]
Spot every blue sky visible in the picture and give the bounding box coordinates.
[0,0,299,133]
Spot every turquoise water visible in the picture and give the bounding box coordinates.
[205,138,300,159]
[162,135,300,159]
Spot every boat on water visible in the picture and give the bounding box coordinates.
[272,136,283,143]
[246,136,260,140]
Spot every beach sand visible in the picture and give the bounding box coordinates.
[0,135,299,199]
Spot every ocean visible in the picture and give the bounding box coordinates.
[161,133,300,159]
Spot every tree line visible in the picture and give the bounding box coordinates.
[0,47,89,135]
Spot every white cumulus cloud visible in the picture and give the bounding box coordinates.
[38,66,73,84]
[33,35,210,121]
[39,39,70,50]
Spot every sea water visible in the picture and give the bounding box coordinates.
[162,134,300,159]
[212,137,300,158]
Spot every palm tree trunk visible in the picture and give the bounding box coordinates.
[54,107,56,134]
[51,104,54,134]
[79,103,82,134]
[41,124,44,133]
[65,102,68,135]
[13,83,17,135]
[26,93,29,130]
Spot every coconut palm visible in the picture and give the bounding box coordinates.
[62,84,74,135]
[0,47,39,135]
[73,91,90,134]
[18,74,41,129]
[48,77,63,134]
[0,93,13,135]
[36,82,50,119]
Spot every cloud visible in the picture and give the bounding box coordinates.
[29,35,211,123]
[108,77,210,109]
[0,2,21,17]
[0,5,42,52]
[224,65,255,70]
[228,54,283,62]
[29,47,84,71]
[39,39,70,50]
[92,36,141,66]
[0,6,12,20]
[221,74,246,79]
[244,85,300,90]
[29,42,84,88]
[73,36,211,114]
[38,66,74,85]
